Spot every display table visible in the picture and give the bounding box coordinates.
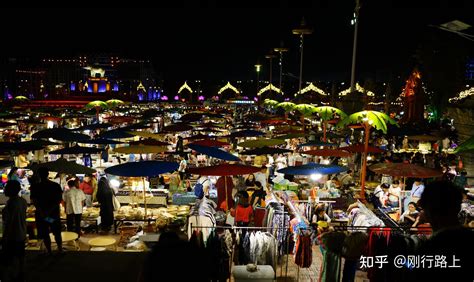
[113,219,154,234]
[50,231,79,250]
[232,265,275,282]
[88,237,117,251]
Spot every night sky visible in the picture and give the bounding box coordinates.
[3,1,473,82]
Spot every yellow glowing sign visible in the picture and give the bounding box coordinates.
[178,81,193,94]
[338,83,375,97]
[218,82,240,95]
[137,82,146,92]
[295,82,327,96]
[257,83,283,96]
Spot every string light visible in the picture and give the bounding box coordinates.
[178,81,193,94]
[294,82,327,96]
[257,83,283,96]
[218,82,240,95]
[338,83,375,97]
[449,86,474,103]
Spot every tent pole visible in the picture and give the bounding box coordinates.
[143,177,147,219]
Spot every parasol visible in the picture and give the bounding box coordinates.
[277,162,348,175]
[240,147,292,155]
[300,149,352,158]
[238,138,285,148]
[187,144,240,161]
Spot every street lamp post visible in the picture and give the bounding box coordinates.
[350,0,361,93]
[265,52,276,97]
[255,63,262,94]
[292,18,313,96]
[274,46,289,95]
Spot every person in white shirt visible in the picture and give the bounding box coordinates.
[254,166,267,190]
[388,180,401,207]
[63,179,86,236]
[411,179,425,203]
[373,183,390,208]
[178,156,187,187]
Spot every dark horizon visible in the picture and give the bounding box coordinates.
[3,2,474,83]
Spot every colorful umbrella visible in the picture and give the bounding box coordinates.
[128,131,163,139]
[114,145,168,154]
[163,124,194,132]
[187,144,240,161]
[105,99,125,108]
[0,142,44,153]
[30,158,96,174]
[238,138,285,148]
[187,163,261,176]
[340,144,385,153]
[184,134,215,140]
[369,163,443,178]
[240,147,292,155]
[98,129,134,139]
[74,123,112,131]
[229,129,265,138]
[49,145,103,155]
[104,161,178,177]
[120,123,151,130]
[189,140,230,147]
[298,141,337,148]
[32,128,91,142]
[301,149,352,158]
[129,139,171,146]
[277,162,348,175]
[78,138,126,145]
[275,133,307,140]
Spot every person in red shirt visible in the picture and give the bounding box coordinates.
[232,191,253,226]
[79,174,94,207]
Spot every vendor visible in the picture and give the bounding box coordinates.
[387,180,401,207]
[399,202,419,226]
[312,204,332,235]
[373,183,389,208]
[411,178,425,203]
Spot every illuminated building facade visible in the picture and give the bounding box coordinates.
[1,55,161,101]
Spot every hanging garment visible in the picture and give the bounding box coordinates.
[294,233,313,268]
[318,232,346,282]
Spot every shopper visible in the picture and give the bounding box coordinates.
[63,179,86,236]
[96,177,114,232]
[387,180,401,207]
[30,167,63,254]
[79,173,94,207]
[232,191,253,227]
[7,166,20,183]
[2,180,27,282]
[412,180,472,280]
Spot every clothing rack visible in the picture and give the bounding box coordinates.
[189,224,291,281]
[376,207,405,234]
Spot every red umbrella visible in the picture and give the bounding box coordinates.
[301,149,353,158]
[163,124,194,132]
[261,119,291,125]
[341,144,385,153]
[188,163,261,211]
[187,163,260,176]
[129,139,171,146]
[184,134,214,140]
[190,139,230,147]
[369,163,443,178]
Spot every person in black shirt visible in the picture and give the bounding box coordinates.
[411,180,473,281]
[30,167,63,255]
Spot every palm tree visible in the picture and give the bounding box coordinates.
[337,110,397,199]
[84,100,108,120]
[276,101,296,120]
[105,99,124,116]
[314,106,347,142]
[263,99,279,109]
[294,104,316,132]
